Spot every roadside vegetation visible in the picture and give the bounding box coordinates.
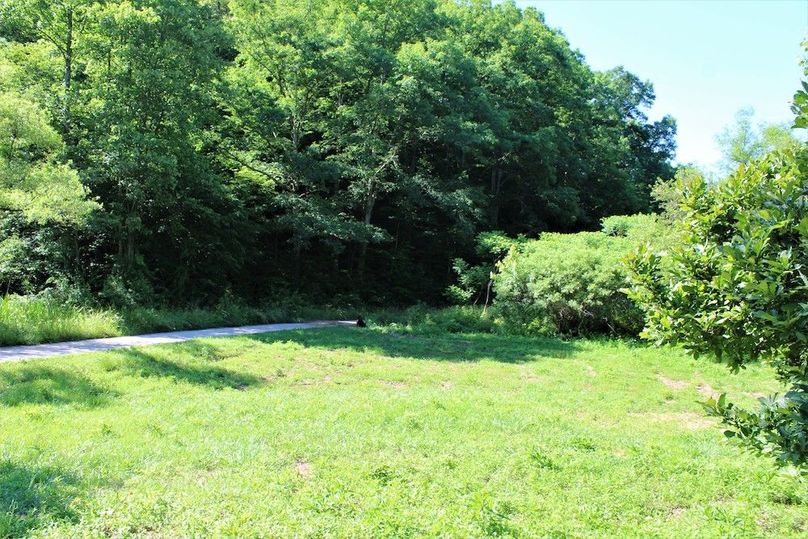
[0,295,358,346]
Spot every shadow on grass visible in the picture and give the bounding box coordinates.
[170,340,239,362]
[0,366,114,408]
[114,348,262,390]
[248,327,580,363]
[0,460,78,537]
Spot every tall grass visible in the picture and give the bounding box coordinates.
[0,295,122,345]
[0,296,506,347]
[119,302,360,334]
[0,295,360,346]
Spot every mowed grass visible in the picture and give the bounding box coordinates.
[0,328,805,537]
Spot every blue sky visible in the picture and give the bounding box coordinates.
[515,0,808,170]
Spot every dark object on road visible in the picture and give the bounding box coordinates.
[356,316,367,328]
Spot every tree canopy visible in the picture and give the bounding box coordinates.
[0,0,676,305]
[716,107,801,175]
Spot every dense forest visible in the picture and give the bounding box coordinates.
[0,0,676,306]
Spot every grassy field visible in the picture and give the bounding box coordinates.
[0,327,805,537]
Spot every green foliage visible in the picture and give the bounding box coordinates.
[0,0,676,305]
[445,259,488,304]
[716,107,801,175]
[418,305,496,334]
[475,230,526,256]
[0,235,26,290]
[601,213,656,237]
[627,148,808,467]
[0,91,97,295]
[650,166,701,221]
[0,91,95,224]
[494,215,670,336]
[446,231,525,305]
[792,44,808,129]
[494,233,639,335]
[703,391,808,471]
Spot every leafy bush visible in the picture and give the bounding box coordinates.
[627,148,808,467]
[493,215,670,336]
[446,231,527,305]
[602,213,678,245]
[602,214,650,237]
[493,233,638,335]
[445,259,491,305]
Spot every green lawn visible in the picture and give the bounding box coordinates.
[0,328,805,537]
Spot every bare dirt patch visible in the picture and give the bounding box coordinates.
[440,381,453,390]
[668,506,686,518]
[295,460,313,477]
[382,381,406,390]
[294,376,333,386]
[697,383,719,399]
[630,412,715,430]
[520,368,545,384]
[657,374,689,390]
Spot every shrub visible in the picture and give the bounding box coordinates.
[493,233,637,335]
[446,231,527,305]
[493,215,670,336]
[445,258,490,305]
[601,213,676,245]
[627,148,808,467]
[602,214,651,237]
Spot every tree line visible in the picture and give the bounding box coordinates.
[0,0,675,306]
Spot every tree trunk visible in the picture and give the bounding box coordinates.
[126,228,135,269]
[73,234,81,278]
[490,167,503,228]
[61,7,73,134]
[292,242,302,290]
[357,195,375,282]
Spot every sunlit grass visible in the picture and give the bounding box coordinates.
[0,328,805,537]
[0,296,121,345]
[0,295,357,346]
